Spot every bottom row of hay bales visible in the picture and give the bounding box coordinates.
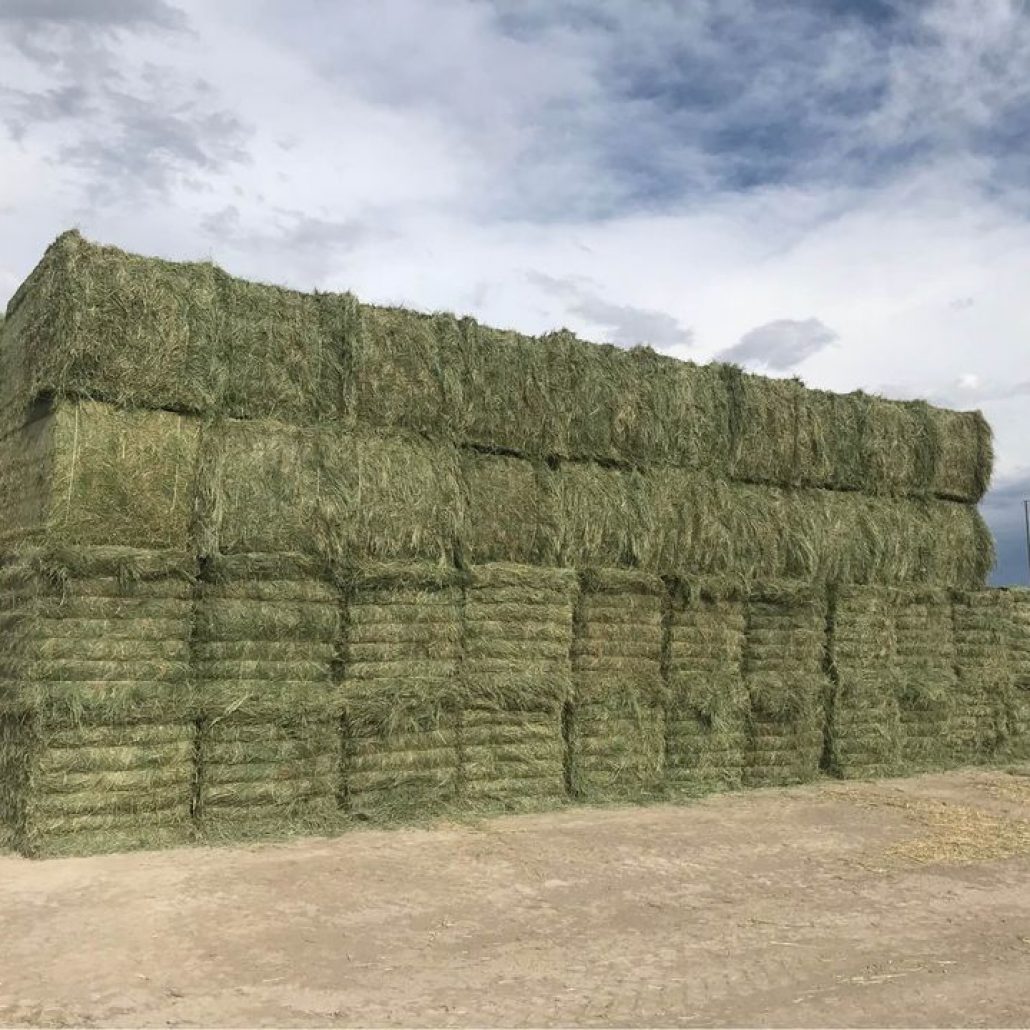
[2,548,1029,856]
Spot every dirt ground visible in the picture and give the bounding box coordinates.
[2,767,1029,1028]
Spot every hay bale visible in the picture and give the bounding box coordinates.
[932,408,993,502]
[742,582,827,787]
[664,580,748,796]
[460,451,554,566]
[723,368,804,486]
[0,400,200,551]
[0,546,195,855]
[827,586,902,780]
[568,568,666,802]
[202,419,463,564]
[339,562,464,819]
[951,590,1015,763]
[893,588,959,771]
[460,564,575,810]
[795,389,870,493]
[1007,590,1030,760]
[192,553,341,840]
[0,230,349,429]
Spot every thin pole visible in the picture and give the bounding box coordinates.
[1024,499,1030,585]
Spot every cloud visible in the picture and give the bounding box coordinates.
[527,271,693,348]
[719,318,838,371]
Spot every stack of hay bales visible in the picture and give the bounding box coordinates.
[742,584,827,787]
[664,581,748,796]
[0,229,1016,855]
[951,590,1015,762]
[0,548,194,856]
[892,588,958,771]
[460,564,575,811]
[568,569,666,803]
[192,553,340,841]
[339,563,464,819]
[827,587,902,779]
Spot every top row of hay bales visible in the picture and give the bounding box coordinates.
[1,231,991,502]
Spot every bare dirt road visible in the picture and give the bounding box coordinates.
[2,766,1029,1028]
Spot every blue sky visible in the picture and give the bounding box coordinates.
[1,0,1029,582]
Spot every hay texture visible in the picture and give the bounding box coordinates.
[0,547,194,856]
[664,580,748,796]
[1007,590,1030,760]
[3,231,992,503]
[827,586,902,780]
[0,400,200,551]
[460,564,575,811]
[951,590,1015,763]
[339,563,463,819]
[893,588,959,772]
[192,553,341,841]
[568,569,666,802]
[742,582,827,787]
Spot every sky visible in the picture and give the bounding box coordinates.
[1,0,1029,583]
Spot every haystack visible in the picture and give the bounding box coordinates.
[568,568,666,802]
[460,564,575,810]
[664,580,748,796]
[892,588,959,771]
[339,562,464,819]
[951,590,1015,763]
[827,586,902,779]
[192,553,340,841]
[1008,590,1030,759]
[3,231,993,504]
[742,582,827,787]
[0,547,194,855]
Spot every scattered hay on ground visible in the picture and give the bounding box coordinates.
[568,568,666,803]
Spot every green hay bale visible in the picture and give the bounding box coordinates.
[6,711,195,857]
[664,579,748,796]
[0,400,200,551]
[1007,590,1030,760]
[860,398,937,497]
[192,553,342,840]
[951,590,1016,762]
[723,368,804,486]
[827,586,902,780]
[460,564,575,810]
[338,562,463,819]
[342,679,461,821]
[0,231,216,431]
[795,389,870,492]
[460,451,553,566]
[568,569,666,802]
[932,408,993,502]
[0,230,350,429]
[893,588,959,771]
[742,582,827,787]
[0,546,196,855]
[204,419,463,564]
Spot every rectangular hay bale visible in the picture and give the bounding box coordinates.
[569,568,666,802]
